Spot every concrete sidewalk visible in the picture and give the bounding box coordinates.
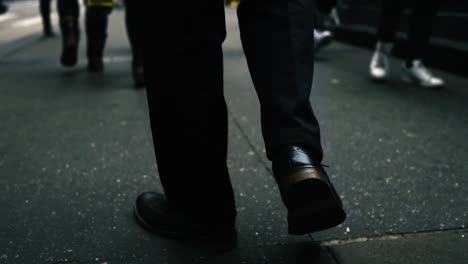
[0,8,467,264]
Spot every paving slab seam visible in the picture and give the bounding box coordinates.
[320,227,467,246]
[324,246,341,264]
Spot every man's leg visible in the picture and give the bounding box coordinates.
[369,0,405,80]
[40,0,54,36]
[238,0,345,234]
[124,0,145,87]
[141,0,236,226]
[238,0,322,162]
[57,0,80,23]
[85,1,112,72]
[57,0,80,66]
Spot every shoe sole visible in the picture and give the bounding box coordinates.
[133,203,183,239]
[287,173,346,235]
[400,71,444,88]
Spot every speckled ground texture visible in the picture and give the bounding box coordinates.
[0,8,467,264]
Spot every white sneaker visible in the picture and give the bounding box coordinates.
[401,60,444,88]
[314,29,333,52]
[369,42,392,80]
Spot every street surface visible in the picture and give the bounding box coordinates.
[0,4,467,264]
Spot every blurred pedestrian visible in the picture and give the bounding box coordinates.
[314,0,337,52]
[369,0,444,87]
[39,0,55,37]
[134,0,346,251]
[58,0,112,72]
[123,0,145,88]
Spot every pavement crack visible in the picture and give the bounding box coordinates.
[324,246,341,264]
[228,111,273,175]
[320,227,468,246]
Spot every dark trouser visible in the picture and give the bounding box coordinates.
[57,0,79,17]
[317,0,335,14]
[124,0,144,64]
[57,0,111,59]
[85,6,111,59]
[377,0,440,62]
[143,0,321,223]
[39,0,52,30]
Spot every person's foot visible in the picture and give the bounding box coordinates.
[369,41,392,81]
[60,17,79,67]
[132,59,145,88]
[43,26,56,38]
[273,146,346,235]
[314,29,333,52]
[87,57,104,73]
[401,59,444,88]
[134,192,237,252]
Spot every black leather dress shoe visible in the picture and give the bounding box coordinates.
[273,146,346,235]
[134,192,237,252]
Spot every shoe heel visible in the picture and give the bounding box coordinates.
[287,176,346,235]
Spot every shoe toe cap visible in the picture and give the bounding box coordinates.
[135,192,165,212]
[370,68,387,79]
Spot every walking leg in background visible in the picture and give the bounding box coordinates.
[313,0,339,53]
[85,0,112,73]
[57,0,80,67]
[401,0,444,87]
[124,0,145,88]
[369,0,405,81]
[237,0,346,234]
[316,0,337,29]
[40,0,55,37]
